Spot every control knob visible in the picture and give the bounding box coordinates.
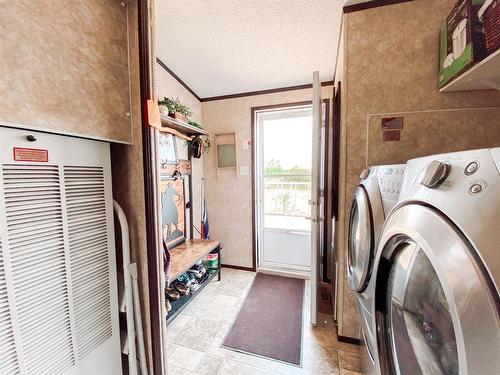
[421,161,451,189]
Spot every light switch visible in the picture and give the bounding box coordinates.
[242,139,250,151]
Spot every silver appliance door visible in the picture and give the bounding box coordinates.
[347,186,373,292]
[374,204,500,375]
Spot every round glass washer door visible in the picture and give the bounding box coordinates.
[347,186,373,292]
[375,204,500,375]
[387,242,458,375]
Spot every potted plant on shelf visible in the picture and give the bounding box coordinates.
[158,97,174,116]
[174,101,192,122]
[158,97,192,122]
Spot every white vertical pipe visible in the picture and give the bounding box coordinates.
[129,263,148,375]
[113,200,138,375]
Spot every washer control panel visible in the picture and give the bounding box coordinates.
[377,165,406,202]
[405,148,499,200]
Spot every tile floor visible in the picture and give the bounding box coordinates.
[166,268,362,375]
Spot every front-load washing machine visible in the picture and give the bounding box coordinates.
[371,148,500,375]
[347,164,406,370]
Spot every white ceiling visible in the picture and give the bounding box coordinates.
[155,0,343,98]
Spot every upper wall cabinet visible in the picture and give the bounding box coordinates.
[0,1,134,144]
[440,49,500,92]
[438,0,500,93]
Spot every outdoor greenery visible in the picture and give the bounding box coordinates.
[264,159,311,182]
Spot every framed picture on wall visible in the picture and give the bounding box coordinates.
[159,132,178,167]
[160,176,187,248]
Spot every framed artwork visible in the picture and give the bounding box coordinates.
[160,177,187,248]
[159,132,178,167]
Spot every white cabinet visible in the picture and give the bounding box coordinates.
[0,127,121,375]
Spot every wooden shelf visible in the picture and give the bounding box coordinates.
[160,114,208,136]
[440,49,500,92]
[169,239,220,282]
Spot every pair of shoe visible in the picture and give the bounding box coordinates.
[166,287,180,301]
[170,266,208,296]
[172,279,190,295]
[186,264,206,279]
[190,279,201,292]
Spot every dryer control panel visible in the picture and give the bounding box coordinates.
[377,165,406,212]
[377,166,406,200]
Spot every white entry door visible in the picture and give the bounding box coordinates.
[256,105,314,277]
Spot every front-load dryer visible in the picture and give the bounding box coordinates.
[371,148,500,375]
[347,164,406,369]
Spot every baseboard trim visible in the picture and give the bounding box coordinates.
[337,335,362,346]
[221,264,255,272]
[257,267,310,280]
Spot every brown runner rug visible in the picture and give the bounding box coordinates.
[222,273,304,365]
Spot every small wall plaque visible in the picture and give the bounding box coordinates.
[381,117,404,130]
[383,130,401,142]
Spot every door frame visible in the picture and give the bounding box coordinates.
[251,99,330,276]
[137,0,164,374]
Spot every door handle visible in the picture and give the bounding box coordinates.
[287,230,309,235]
[331,218,336,248]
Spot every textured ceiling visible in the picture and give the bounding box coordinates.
[155,0,343,98]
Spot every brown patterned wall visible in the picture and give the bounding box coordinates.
[367,108,500,166]
[0,1,133,143]
[337,0,500,339]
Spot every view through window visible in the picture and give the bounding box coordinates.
[263,110,312,232]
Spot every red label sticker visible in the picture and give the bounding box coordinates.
[13,147,49,162]
[382,117,404,130]
[383,130,401,142]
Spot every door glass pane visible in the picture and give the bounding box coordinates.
[388,245,458,375]
[262,108,312,231]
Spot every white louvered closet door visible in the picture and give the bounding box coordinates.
[0,127,121,375]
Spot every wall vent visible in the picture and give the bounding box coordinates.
[0,127,121,374]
